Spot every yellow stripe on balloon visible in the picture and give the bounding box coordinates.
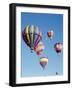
[35,45,44,52]
[35,44,44,49]
[26,25,30,44]
[40,57,48,62]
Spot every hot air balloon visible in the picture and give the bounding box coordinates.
[47,30,54,39]
[34,41,45,55]
[56,72,58,75]
[22,25,42,52]
[39,57,48,69]
[54,43,63,53]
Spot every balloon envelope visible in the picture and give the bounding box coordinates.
[54,43,63,53]
[47,30,54,39]
[40,57,48,69]
[34,41,45,55]
[22,25,42,52]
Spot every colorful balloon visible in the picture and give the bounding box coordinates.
[22,25,42,52]
[34,41,45,55]
[47,30,54,39]
[40,57,48,69]
[54,43,63,53]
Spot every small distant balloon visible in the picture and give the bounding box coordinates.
[54,43,63,53]
[56,72,58,75]
[47,30,54,39]
[39,57,48,69]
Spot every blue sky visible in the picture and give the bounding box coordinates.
[21,12,63,77]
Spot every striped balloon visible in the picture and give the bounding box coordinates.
[40,57,48,69]
[22,25,42,52]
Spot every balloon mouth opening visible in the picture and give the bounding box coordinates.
[56,50,61,53]
[30,48,34,53]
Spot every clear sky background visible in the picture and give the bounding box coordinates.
[21,12,63,77]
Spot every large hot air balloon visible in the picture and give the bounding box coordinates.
[39,57,48,69]
[54,43,63,53]
[47,30,54,39]
[22,25,42,52]
[34,41,45,55]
